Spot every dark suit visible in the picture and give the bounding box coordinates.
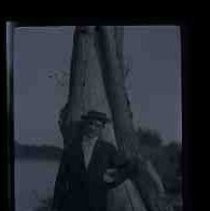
[52,137,134,211]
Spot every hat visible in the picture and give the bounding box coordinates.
[81,110,111,124]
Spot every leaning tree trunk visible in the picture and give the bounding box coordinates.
[95,26,168,211]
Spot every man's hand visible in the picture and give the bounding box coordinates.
[103,168,118,183]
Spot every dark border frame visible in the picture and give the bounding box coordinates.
[1,17,193,211]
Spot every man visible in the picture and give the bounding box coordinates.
[52,110,136,211]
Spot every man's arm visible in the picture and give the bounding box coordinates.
[52,149,69,210]
[104,144,137,189]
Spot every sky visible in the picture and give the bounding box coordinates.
[13,26,181,148]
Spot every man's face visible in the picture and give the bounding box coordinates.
[83,119,104,139]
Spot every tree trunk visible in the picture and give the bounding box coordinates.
[95,26,167,211]
[59,26,147,211]
[59,26,167,211]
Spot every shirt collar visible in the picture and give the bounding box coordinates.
[83,135,98,144]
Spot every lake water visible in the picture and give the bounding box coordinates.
[15,159,59,211]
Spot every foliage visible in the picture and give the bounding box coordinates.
[137,127,181,193]
[137,127,163,147]
[137,126,182,210]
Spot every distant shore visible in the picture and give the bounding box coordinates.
[15,141,63,160]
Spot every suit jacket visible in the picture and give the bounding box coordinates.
[52,136,134,211]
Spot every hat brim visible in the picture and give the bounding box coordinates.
[81,115,111,123]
